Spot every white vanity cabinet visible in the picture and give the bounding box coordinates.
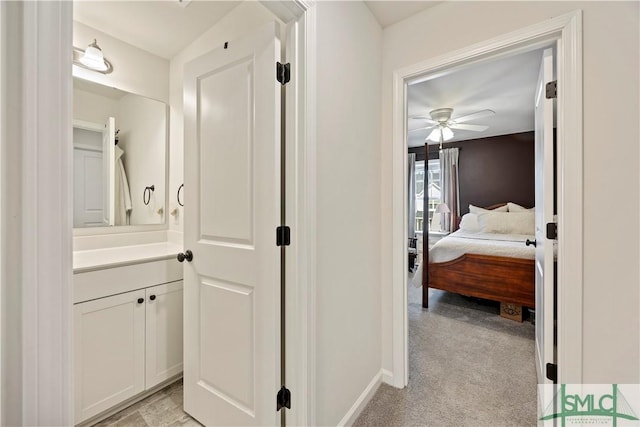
[145,281,184,389]
[74,290,147,423]
[73,253,183,425]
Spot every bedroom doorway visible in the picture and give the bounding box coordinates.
[401,46,551,425]
[389,10,584,399]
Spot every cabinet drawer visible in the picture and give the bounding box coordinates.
[74,259,182,303]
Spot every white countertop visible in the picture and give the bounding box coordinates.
[73,242,183,273]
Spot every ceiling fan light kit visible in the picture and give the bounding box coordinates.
[409,107,495,144]
[427,125,454,142]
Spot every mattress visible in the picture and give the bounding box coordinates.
[429,230,535,263]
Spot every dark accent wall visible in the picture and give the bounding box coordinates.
[408,146,426,162]
[418,131,535,215]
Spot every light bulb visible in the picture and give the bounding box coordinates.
[79,40,108,71]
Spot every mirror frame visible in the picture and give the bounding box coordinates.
[72,75,170,236]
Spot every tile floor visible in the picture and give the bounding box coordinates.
[94,379,199,427]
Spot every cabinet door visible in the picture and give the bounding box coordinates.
[145,281,184,389]
[74,290,146,423]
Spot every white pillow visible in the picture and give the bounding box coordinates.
[459,213,481,232]
[507,202,534,212]
[469,204,508,214]
[477,211,535,235]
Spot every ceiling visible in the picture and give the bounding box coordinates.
[73,1,443,59]
[73,1,241,59]
[364,1,442,28]
[407,48,545,148]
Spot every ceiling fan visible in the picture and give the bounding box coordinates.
[409,108,495,147]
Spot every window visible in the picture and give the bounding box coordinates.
[414,158,441,232]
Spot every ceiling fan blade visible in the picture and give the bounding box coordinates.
[451,109,495,124]
[409,116,438,125]
[408,125,436,133]
[449,123,489,132]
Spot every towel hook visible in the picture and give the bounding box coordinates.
[143,185,155,205]
[177,183,184,207]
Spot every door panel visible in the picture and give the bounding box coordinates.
[534,47,556,384]
[183,22,281,426]
[199,280,254,412]
[73,148,104,227]
[199,58,254,245]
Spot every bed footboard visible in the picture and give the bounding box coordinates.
[423,254,535,309]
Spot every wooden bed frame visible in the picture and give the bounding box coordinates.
[422,204,535,309]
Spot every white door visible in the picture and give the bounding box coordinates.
[534,47,556,384]
[73,147,104,227]
[145,281,184,389]
[74,290,146,423]
[183,22,281,426]
[102,117,116,226]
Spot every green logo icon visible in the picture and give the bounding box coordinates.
[540,384,639,426]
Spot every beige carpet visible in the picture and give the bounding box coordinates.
[354,275,537,427]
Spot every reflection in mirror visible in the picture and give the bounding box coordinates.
[73,77,167,228]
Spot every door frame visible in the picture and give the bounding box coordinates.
[390,10,583,388]
[0,1,317,425]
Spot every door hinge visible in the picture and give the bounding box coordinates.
[276,226,291,246]
[546,80,557,99]
[546,222,558,240]
[276,386,291,411]
[276,62,290,86]
[546,363,558,382]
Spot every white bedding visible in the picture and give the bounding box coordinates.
[429,230,535,263]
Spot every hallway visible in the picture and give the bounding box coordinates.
[355,274,537,426]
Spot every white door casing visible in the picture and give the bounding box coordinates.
[102,117,116,226]
[183,21,281,426]
[391,11,583,387]
[534,47,556,385]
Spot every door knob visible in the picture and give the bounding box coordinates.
[177,250,193,263]
[149,295,156,301]
[526,239,537,247]
[137,298,144,304]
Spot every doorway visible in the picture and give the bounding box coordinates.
[389,9,583,403]
[0,1,315,425]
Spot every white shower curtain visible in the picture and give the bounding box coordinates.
[439,148,459,232]
[114,145,132,226]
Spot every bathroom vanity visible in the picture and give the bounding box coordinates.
[73,243,183,425]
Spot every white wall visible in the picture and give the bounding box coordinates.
[314,2,383,424]
[380,1,639,384]
[167,1,277,232]
[73,21,169,104]
[116,93,167,225]
[73,88,117,125]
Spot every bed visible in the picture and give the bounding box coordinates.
[422,204,536,309]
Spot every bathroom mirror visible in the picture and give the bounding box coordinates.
[73,77,168,229]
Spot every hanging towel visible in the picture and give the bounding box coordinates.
[114,145,132,225]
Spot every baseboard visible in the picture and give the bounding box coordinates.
[336,370,382,427]
[381,369,394,385]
